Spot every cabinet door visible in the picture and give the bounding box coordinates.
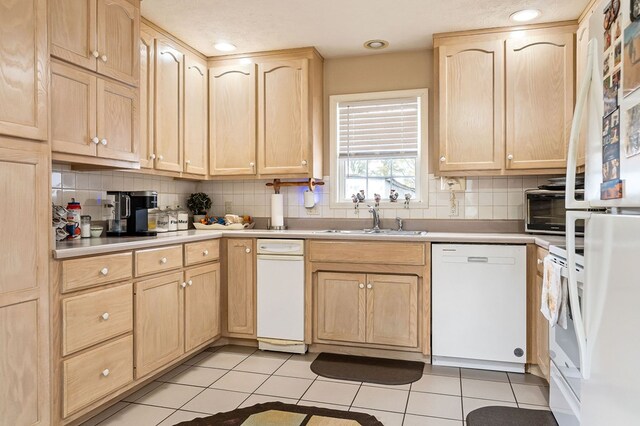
[134,271,184,378]
[536,274,550,380]
[209,64,257,176]
[437,41,504,171]
[0,141,50,426]
[506,33,574,170]
[50,63,98,157]
[139,29,155,169]
[315,272,366,343]
[184,55,208,176]
[97,78,138,162]
[226,239,255,336]
[257,59,310,175]
[50,0,97,71]
[0,0,47,140]
[155,39,184,172]
[96,0,139,86]
[366,274,418,347]
[185,263,220,351]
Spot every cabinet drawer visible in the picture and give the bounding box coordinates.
[135,245,183,277]
[62,283,133,356]
[309,241,426,266]
[537,247,548,276]
[185,240,220,266]
[62,252,133,292]
[63,335,133,418]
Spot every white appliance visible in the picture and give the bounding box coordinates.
[432,244,527,372]
[256,239,306,354]
[561,0,640,424]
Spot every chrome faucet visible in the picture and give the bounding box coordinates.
[368,205,381,231]
[396,217,404,231]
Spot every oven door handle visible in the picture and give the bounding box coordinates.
[566,210,591,379]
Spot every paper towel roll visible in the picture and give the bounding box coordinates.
[304,190,315,208]
[271,194,284,227]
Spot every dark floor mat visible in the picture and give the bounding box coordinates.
[466,406,558,426]
[310,352,424,385]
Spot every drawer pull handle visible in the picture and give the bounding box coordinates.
[100,138,108,146]
[92,50,100,58]
[101,312,110,321]
[160,257,167,264]
[245,247,251,254]
[203,249,209,256]
[91,137,99,144]
[301,160,308,166]
[102,369,110,377]
[101,55,108,62]
[100,267,109,276]
[440,156,446,162]
[359,283,364,289]
[181,282,187,288]
[187,280,193,286]
[468,256,489,263]
[537,259,544,265]
[149,153,156,160]
[367,283,373,289]
[158,155,164,161]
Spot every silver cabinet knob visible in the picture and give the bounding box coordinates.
[249,162,255,168]
[185,159,191,165]
[100,138,107,146]
[181,282,187,288]
[149,154,156,160]
[158,155,164,161]
[507,154,514,160]
[203,249,209,256]
[367,283,373,289]
[102,369,110,377]
[245,247,251,253]
[100,267,109,276]
[359,283,365,289]
[101,55,108,62]
[92,50,100,58]
[440,156,446,162]
[160,257,167,264]
[187,280,193,286]
[91,137,99,144]
[101,312,110,321]
[301,160,308,166]
[537,259,544,265]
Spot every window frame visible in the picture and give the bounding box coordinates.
[329,88,429,209]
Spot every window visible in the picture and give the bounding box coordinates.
[329,89,428,207]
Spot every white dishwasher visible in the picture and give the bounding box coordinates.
[256,239,306,354]
[432,244,527,372]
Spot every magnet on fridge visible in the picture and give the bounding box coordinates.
[601,179,624,200]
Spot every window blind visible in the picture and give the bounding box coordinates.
[338,96,419,159]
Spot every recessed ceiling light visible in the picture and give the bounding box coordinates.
[510,9,541,22]
[214,41,237,52]
[364,39,389,50]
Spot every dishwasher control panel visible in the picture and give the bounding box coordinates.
[257,239,305,256]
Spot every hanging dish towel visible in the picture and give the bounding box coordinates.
[541,256,564,328]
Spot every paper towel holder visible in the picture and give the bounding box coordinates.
[265,178,325,194]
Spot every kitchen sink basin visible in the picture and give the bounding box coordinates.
[315,229,427,236]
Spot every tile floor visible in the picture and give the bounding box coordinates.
[82,345,550,426]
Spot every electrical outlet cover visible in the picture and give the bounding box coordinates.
[306,205,320,215]
[224,201,233,214]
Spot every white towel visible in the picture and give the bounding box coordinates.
[541,256,565,328]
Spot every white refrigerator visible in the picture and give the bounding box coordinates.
[563,0,640,424]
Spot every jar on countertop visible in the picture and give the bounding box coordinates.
[176,205,189,230]
[80,215,91,238]
[66,199,82,239]
[155,208,169,233]
[166,206,178,232]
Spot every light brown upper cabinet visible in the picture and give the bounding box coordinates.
[209,64,257,176]
[505,33,574,170]
[0,0,47,140]
[51,61,139,163]
[139,28,155,169]
[209,48,323,179]
[154,38,184,173]
[434,22,576,175]
[437,41,504,172]
[50,0,140,86]
[184,54,208,176]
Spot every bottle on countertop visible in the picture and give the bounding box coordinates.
[66,198,82,239]
[80,215,91,238]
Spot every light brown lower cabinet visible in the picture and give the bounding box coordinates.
[134,264,221,378]
[535,247,550,380]
[315,272,419,348]
[225,239,255,336]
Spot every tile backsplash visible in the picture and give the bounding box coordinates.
[52,164,549,223]
[51,164,198,221]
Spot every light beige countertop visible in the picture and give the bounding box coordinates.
[53,228,568,259]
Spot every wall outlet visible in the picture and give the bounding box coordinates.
[306,205,320,215]
[449,200,459,217]
[224,201,233,214]
[440,177,466,191]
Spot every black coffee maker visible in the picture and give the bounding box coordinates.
[106,191,158,236]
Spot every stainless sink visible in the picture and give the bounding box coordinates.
[315,229,427,236]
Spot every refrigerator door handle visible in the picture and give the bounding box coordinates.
[566,39,598,210]
[567,210,591,379]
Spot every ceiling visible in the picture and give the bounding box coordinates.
[141,0,590,58]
